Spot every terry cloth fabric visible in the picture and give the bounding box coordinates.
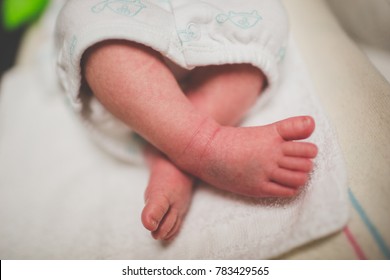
[0,0,349,259]
[55,0,289,163]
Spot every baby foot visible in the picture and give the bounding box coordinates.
[175,116,318,197]
[142,149,194,240]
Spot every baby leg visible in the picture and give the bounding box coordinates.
[83,40,217,158]
[185,64,265,126]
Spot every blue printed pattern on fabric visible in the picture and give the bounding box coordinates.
[216,10,262,29]
[91,0,146,17]
[277,47,286,62]
[177,23,201,43]
[69,35,77,58]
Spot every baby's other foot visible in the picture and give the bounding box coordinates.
[142,150,194,240]
[179,116,318,197]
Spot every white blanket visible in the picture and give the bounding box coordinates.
[0,1,349,259]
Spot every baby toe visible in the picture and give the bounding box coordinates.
[261,182,300,197]
[271,168,309,188]
[278,157,313,172]
[276,116,315,141]
[164,216,183,241]
[141,195,170,232]
[282,141,318,158]
[152,208,179,240]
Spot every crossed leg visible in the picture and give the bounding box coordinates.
[83,40,318,240]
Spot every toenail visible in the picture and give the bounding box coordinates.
[149,219,159,230]
[303,117,311,127]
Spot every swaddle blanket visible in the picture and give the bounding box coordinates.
[0,0,348,259]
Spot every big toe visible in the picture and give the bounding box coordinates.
[276,116,315,141]
[141,195,170,232]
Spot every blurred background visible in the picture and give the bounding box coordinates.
[327,0,390,82]
[0,0,49,77]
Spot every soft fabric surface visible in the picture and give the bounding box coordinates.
[0,0,367,259]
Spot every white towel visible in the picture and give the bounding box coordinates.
[0,1,349,259]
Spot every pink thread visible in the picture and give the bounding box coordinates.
[343,226,367,260]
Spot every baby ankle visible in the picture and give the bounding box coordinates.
[173,118,221,174]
